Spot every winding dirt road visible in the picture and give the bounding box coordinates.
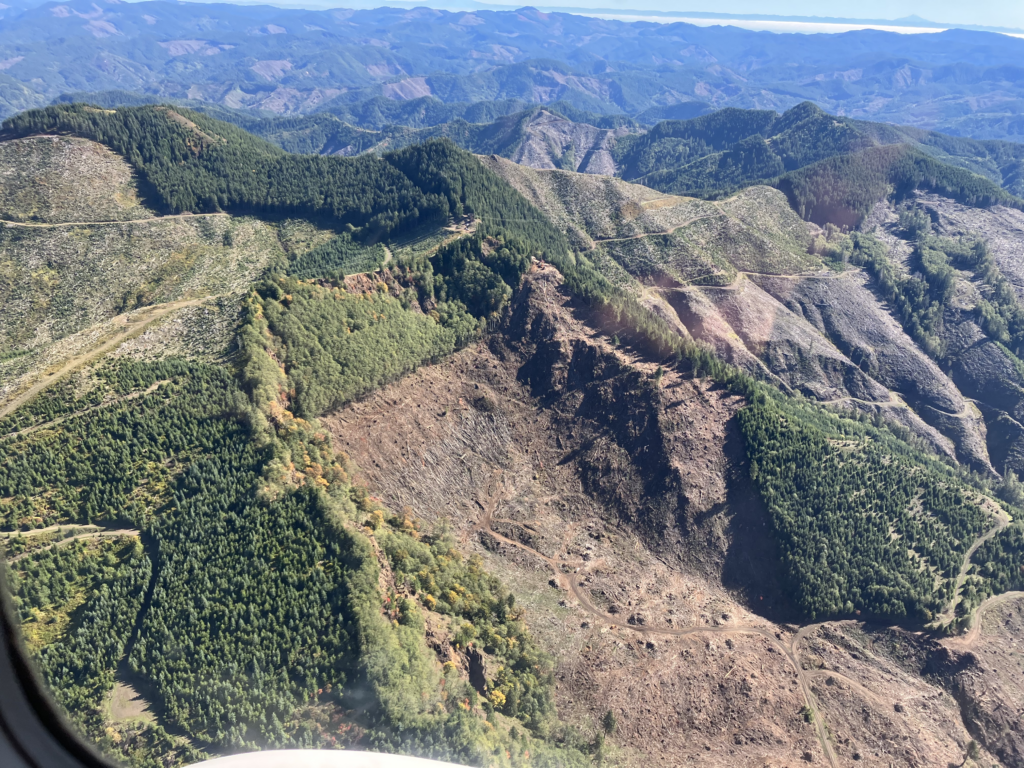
[590,214,717,245]
[946,589,1024,649]
[0,213,228,228]
[936,511,1012,627]
[471,470,841,768]
[0,297,208,420]
[0,523,100,539]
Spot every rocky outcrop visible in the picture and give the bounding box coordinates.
[503,271,688,542]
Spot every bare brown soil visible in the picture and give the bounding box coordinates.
[325,265,1001,767]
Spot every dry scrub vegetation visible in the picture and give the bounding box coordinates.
[482,156,821,279]
[0,137,153,223]
[0,136,344,408]
[0,215,279,348]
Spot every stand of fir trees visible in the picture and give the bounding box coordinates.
[7,101,1024,768]
[739,392,992,621]
[3,351,593,766]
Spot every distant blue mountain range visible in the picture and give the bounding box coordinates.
[2,1,1024,140]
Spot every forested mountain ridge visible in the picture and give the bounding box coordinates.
[0,121,597,767]
[612,102,1024,221]
[223,105,636,174]
[42,93,646,174]
[47,95,1024,226]
[4,103,1024,768]
[55,91,646,135]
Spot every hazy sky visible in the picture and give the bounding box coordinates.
[190,0,1024,31]
[543,1,1024,28]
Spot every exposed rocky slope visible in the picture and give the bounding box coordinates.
[864,193,1024,477]
[505,109,630,175]
[483,156,999,474]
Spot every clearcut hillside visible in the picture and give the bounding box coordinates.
[4,102,1024,768]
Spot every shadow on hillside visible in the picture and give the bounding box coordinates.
[717,416,799,624]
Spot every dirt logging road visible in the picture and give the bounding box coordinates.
[472,469,841,768]
[3,528,140,563]
[0,297,209,421]
[946,589,1024,650]
[470,461,1024,768]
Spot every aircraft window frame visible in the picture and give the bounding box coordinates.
[0,558,116,768]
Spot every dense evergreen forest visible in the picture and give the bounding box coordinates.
[253,276,465,418]
[0,104,447,238]
[286,234,387,280]
[972,525,1024,598]
[780,145,1022,228]
[8,537,204,768]
[738,393,994,621]
[248,231,535,418]
[0,104,578,251]
[3,354,591,766]
[610,102,1024,225]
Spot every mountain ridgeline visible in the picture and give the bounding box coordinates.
[611,102,1024,225]
[43,95,1024,234]
[0,103,576,256]
[8,2,1024,141]
[49,91,647,175]
[5,102,1024,627]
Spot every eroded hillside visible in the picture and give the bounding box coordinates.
[502,109,631,175]
[323,264,1012,768]
[4,108,1024,768]
[481,156,1016,477]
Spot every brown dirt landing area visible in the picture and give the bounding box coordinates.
[326,267,1018,768]
[106,680,156,725]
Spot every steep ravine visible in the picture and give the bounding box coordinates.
[482,156,1003,477]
